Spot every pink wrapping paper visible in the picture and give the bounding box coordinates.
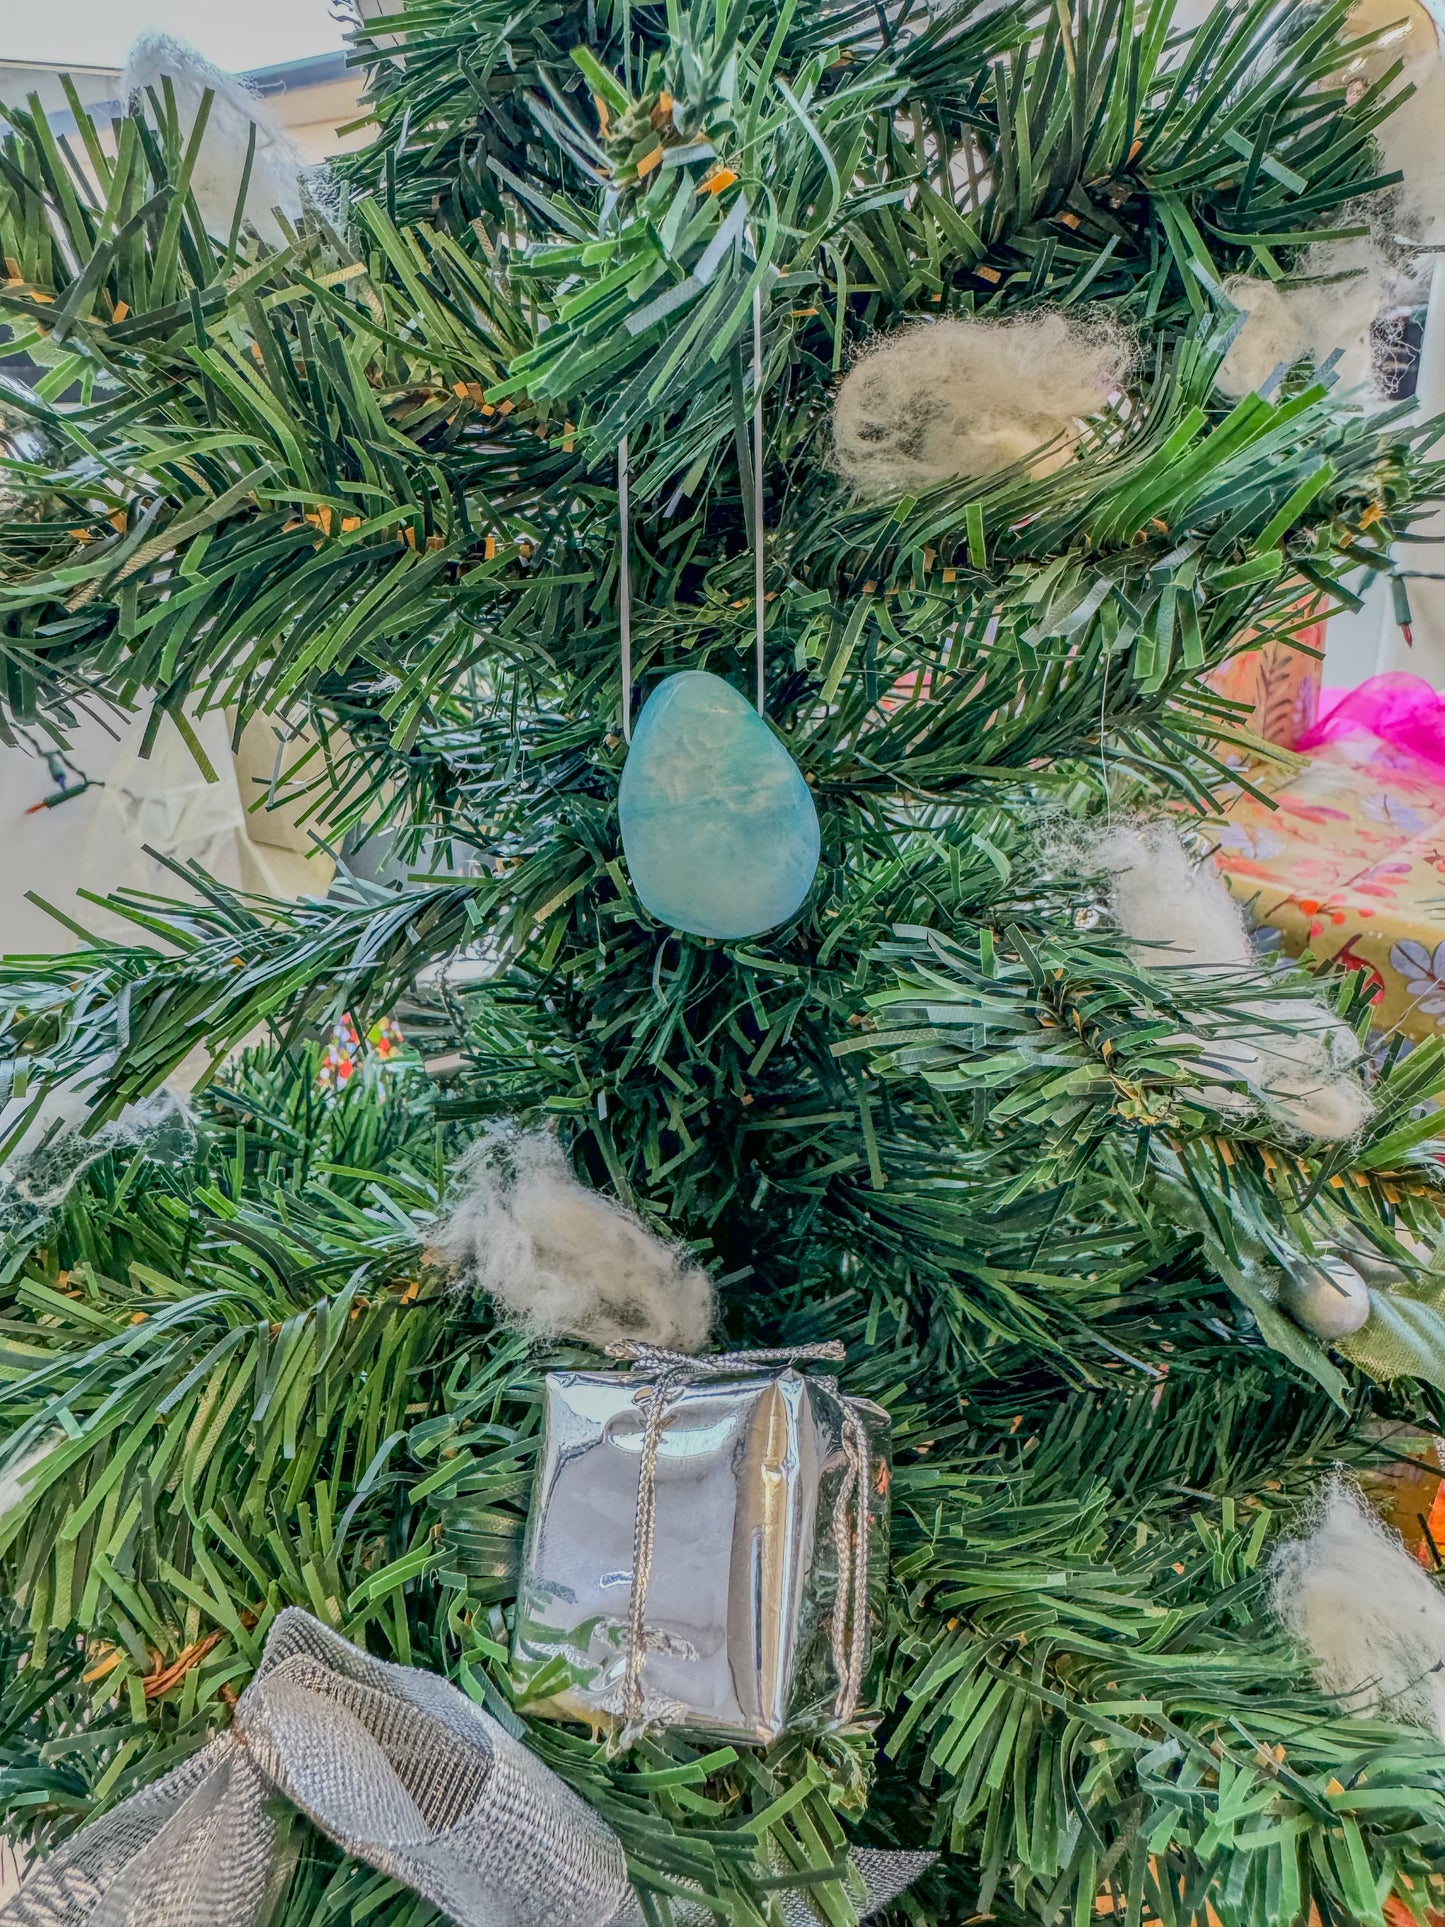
[1299,674,1445,782]
[1215,675,1445,1041]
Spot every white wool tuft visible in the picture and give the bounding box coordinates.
[0,1089,195,1245]
[1083,824,1373,1140]
[431,1130,714,1350]
[1213,998,1376,1140]
[0,1432,60,1522]
[1217,238,1395,401]
[1272,1477,1445,1737]
[833,311,1131,497]
[121,33,320,246]
[1216,279,1310,400]
[1092,822,1253,968]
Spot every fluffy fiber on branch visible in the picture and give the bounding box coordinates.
[430,1129,714,1350]
[1217,242,1396,400]
[1085,825,1373,1141]
[1272,1478,1445,1738]
[832,312,1132,497]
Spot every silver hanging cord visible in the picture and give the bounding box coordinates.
[831,1407,871,1720]
[618,433,633,744]
[602,1341,869,1741]
[751,282,766,716]
[617,275,766,736]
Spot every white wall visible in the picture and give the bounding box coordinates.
[1324,256,1445,692]
[0,38,368,959]
[0,715,126,955]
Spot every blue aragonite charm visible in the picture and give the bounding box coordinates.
[618,671,820,939]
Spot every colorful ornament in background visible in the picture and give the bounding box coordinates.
[320,1012,362,1087]
[618,671,820,940]
[318,1012,404,1090]
[1297,673,1445,780]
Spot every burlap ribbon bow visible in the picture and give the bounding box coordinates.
[1,1609,933,1927]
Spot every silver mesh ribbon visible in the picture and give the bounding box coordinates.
[1,1608,934,1926]
[0,1608,634,1927]
[673,1848,938,1925]
[773,1851,939,1925]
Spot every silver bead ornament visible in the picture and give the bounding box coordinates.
[1280,1254,1372,1340]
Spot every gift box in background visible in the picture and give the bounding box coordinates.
[1206,623,1325,751]
[510,1345,891,1745]
[1356,1424,1445,1567]
[1213,677,1445,1043]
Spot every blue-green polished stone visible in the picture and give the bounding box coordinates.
[618,670,820,940]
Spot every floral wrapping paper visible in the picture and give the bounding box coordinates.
[1213,735,1445,1042]
[1207,627,1323,751]
[1200,630,1445,1044]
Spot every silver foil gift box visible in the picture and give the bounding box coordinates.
[510,1342,891,1745]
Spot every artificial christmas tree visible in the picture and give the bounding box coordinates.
[8,0,1445,1921]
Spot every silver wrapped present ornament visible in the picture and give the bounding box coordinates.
[511,1342,891,1745]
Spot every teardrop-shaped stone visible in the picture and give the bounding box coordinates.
[618,671,820,940]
